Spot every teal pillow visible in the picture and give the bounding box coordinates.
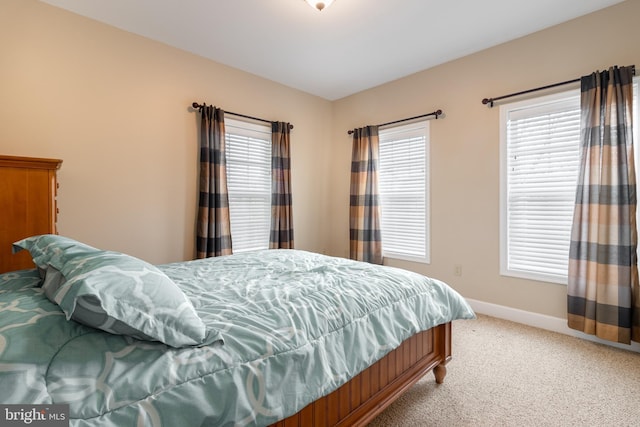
[13,235,221,348]
[14,234,99,272]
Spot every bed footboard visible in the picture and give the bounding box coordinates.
[269,322,452,427]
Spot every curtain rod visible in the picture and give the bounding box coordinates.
[191,102,293,130]
[481,65,636,108]
[347,109,443,135]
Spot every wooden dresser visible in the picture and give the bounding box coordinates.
[0,155,63,273]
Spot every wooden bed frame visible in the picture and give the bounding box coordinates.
[269,322,451,426]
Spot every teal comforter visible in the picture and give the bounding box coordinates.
[0,249,474,426]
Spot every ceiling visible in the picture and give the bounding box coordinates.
[40,0,625,101]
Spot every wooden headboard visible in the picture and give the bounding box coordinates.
[0,155,62,273]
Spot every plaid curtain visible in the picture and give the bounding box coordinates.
[269,122,294,249]
[350,126,382,264]
[568,66,639,344]
[196,105,232,258]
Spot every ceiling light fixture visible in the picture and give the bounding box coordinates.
[305,0,335,11]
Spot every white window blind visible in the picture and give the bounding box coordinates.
[225,118,271,253]
[500,90,581,284]
[634,79,639,264]
[378,121,430,263]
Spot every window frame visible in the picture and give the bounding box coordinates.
[499,89,581,285]
[224,117,272,253]
[378,120,431,264]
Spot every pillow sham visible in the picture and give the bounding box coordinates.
[13,234,221,348]
[13,234,99,271]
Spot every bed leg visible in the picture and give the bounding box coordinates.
[433,363,447,384]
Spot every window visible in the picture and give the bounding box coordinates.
[500,90,580,284]
[500,78,639,284]
[378,120,430,263]
[635,80,640,263]
[225,118,271,253]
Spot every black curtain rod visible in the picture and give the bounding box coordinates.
[191,102,293,130]
[482,65,636,108]
[347,109,443,135]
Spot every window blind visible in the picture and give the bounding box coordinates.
[378,121,430,263]
[502,92,580,283]
[225,119,271,253]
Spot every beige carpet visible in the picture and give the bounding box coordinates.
[369,314,640,427]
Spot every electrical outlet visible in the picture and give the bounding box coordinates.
[454,264,462,276]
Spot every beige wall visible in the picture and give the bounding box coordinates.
[330,0,640,319]
[0,0,333,264]
[2,0,639,321]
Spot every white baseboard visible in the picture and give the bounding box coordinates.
[465,298,640,353]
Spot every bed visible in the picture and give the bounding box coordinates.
[0,234,475,426]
